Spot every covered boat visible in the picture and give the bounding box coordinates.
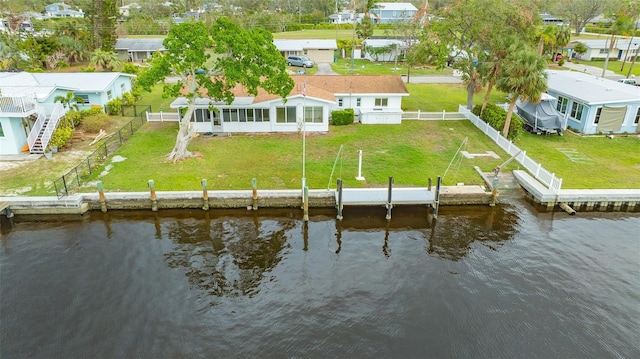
[516,93,566,135]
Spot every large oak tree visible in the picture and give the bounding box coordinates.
[137,18,294,163]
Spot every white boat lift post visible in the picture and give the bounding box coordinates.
[356,150,365,181]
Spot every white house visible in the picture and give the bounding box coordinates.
[44,2,84,18]
[369,2,418,24]
[570,39,640,62]
[545,70,640,134]
[169,75,410,133]
[115,38,166,62]
[273,40,338,64]
[0,72,135,155]
[362,39,408,62]
[119,3,142,17]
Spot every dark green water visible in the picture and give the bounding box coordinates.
[1,201,639,358]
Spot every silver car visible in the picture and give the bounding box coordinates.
[286,55,314,68]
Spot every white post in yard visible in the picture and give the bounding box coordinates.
[356,150,365,181]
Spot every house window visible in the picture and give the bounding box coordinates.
[254,108,269,122]
[276,106,297,123]
[77,95,89,104]
[191,109,210,123]
[556,96,568,114]
[598,49,609,54]
[338,98,343,107]
[570,102,585,122]
[594,107,602,124]
[107,90,113,101]
[0,122,4,137]
[222,109,239,122]
[635,108,640,125]
[120,83,125,93]
[238,109,247,122]
[304,106,323,123]
[356,98,361,107]
[375,98,388,107]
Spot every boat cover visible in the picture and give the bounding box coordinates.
[516,96,566,133]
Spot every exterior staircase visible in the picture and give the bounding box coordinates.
[27,103,65,154]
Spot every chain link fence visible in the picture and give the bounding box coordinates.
[53,105,151,199]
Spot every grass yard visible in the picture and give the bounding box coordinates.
[331,58,452,76]
[569,59,640,77]
[85,120,509,192]
[403,84,509,112]
[515,131,640,189]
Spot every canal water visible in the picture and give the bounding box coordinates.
[1,200,639,358]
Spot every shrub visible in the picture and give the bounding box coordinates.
[331,108,354,126]
[81,113,111,133]
[66,110,82,127]
[106,98,123,115]
[122,62,138,75]
[123,92,136,106]
[81,66,95,72]
[472,103,524,141]
[48,125,73,150]
[79,106,103,119]
[558,58,565,66]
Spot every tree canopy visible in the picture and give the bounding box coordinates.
[137,18,294,163]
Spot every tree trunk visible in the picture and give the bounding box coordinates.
[502,97,517,138]
[407,62,411,83]
[466,73,477,110]
[602,34,615,77]
[167,104,196,163]
[480,80,494,117]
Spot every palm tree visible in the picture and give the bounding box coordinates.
[90,49,122,71]
[479,35,525,116]
[58,36,87,64]
[54,91,85,112]
[536,25,557,57]
[602,12,634,77]
[553,26,571,62]
[496,50,548,138]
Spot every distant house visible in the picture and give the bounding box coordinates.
[362,39,407,62]
[0,72,135,155]
[369,2,418,24]
[329,9,365,24]
[545,70,640,134]
[539,13,563,26]
[273,40,338,64]
[115,38,166,62]
[169,75,409,133]
[119,3,141,17]
[569,39,640,62]
[44,2,84,18]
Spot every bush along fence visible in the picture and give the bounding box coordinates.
[52,105,151,199]
[459,105,563,192]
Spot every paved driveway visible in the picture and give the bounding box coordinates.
[315,63,339,75]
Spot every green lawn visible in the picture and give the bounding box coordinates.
[331,58,452,76]
[515,131,640,189]
[273,29,386,40]
[86,120,508,192]
[569,59,640,77]
[404,84,508,112]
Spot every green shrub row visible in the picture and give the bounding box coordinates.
[331,108,354,126]
[472,103,524,141]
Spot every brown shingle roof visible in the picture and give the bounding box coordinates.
[232,75,409,104]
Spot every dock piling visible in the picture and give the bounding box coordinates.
[336,179,343,220]
[385,176,393,220]
[148,180,158,212]
[433,176,441,218]
[201,179,209,210]
[97,181,107,213]
[303,186,309,221]
[252,178,258,210]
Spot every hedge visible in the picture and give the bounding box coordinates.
[331,108,354,126]
[472,103,524,141]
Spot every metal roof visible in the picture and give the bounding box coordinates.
[373,2,418,11]
[115,38,166,52]
[0,72,134,99]
[546,70,640,105]
[273,39,338,51]
[570,39,640,51]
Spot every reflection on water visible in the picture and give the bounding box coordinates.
[1,202,639,358]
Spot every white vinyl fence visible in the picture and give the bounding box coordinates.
[146,112,180,122]
[459,105,562,192]
[402,110,467,121]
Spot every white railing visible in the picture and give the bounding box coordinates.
[146,112,180,122]
[459,105,562,192]
[27,106,47,152]
[27,103,65,153]
[0,95,37,114]
[402,110,467,121]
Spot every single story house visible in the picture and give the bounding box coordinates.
[115,38,166,62]
[369,2,418,24]
[362,39,408,62]
[273,40,338,64]
[0,72,135,155]
[329,10,362,24]
[119,3,142,17]
[569,39,640,62]
[169,75,409,133]
[44,2,84,18]
[545,70,640,134]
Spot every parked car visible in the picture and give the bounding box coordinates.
[286,55,314,68]
[617,78,639,87]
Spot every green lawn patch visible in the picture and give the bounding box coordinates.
[331,58,452,76]
[404,84,508,112]
[515,131,640,189]
[87,120,509,192]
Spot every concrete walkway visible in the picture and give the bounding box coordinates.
[561,61,622,80]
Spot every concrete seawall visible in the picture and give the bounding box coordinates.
[0,186,491,216]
